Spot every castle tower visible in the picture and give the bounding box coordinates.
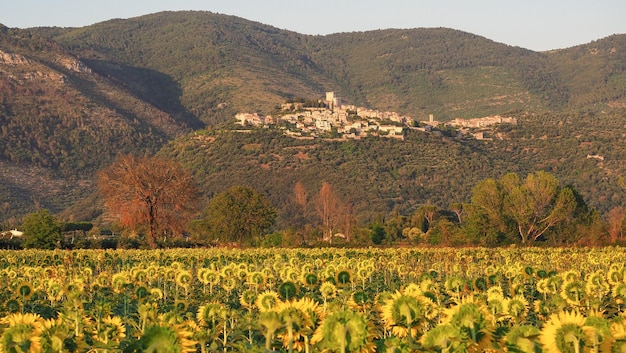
[325,92,335,110]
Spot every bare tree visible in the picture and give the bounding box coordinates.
[98,154,199,248]
[314,181,346,243]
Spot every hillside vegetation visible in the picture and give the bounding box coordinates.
[147,107,625,232]
[1,11,626,226]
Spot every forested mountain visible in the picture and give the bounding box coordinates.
[1,11,626,225]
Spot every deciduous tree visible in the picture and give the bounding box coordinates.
[503,171,577,243]
[21,208,62,249]
[199,185,277,245]
[98,154,199,248]
[471,171,578,244]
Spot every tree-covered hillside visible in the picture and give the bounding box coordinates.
[146,108,626,231]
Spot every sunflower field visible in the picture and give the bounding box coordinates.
[1,246,626,352]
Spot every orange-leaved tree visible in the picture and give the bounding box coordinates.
[98,154,199,248]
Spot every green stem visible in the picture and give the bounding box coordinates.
[288,325,294,353]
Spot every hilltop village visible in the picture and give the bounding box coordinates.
[235,92,517,140]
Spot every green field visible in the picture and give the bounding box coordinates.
[1,246,625,352]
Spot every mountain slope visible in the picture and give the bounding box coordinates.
[548,34,626,108]
[0,25,192,219]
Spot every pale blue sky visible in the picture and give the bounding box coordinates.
[1,0,625,51]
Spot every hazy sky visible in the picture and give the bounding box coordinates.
[1,0,625,51]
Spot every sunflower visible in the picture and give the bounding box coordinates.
[536,277,552,296]
[609,318,626,352]
[196,302,225,329]
[132,268,148,283]
[196,268,210,285]
[585,270,609,299]
[173,299,188,313]
[97,315,126,345]
[335,269,352,287]
[200,269,220,294]
[419,278,438,294]
[4,298,21,313]
[420,323,463,352]
[319,282,337,304]
[486,293,507,324]
[282,268,300,283]
[175,269,193,289]
[504,294,529,323]
[236,267,248,282]
[347,291,371,313]
[40,317,68,353]
[486,285,505,301]
[311,308,376,353]
[257,310,283,351]
[247,271,265,289]
[403,283,422,297]
[149,287,164,302]
[230,278,251,300]
[539,310,591,353]
[256,290,283,312]
[560,281,585,307]
[355,267,371,285]
[220,264,235,279]
[607,266,625,286]
[380,291,428,342]
[561,270,580,284]
[111,272,129,294]
[95,271,111,288]
[301,272,319,288]
[474,277,488,292]
[584,312,611,353]
[278,281,297,300]
[613,283,626,305]
[275,298,320,352]
[220,276,236,293]
[0,313,45,353]
[137,303,159,333]
[322,264,336,280]
[132,323,197,353]
[440,296,493,351]
[445,275,466,298]
[15,281,35,302]
[504,325,541,353]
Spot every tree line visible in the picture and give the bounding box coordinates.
[6,153,626,250]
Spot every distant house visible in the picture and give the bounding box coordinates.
[587,154,605,161]
[0,229,23,239]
